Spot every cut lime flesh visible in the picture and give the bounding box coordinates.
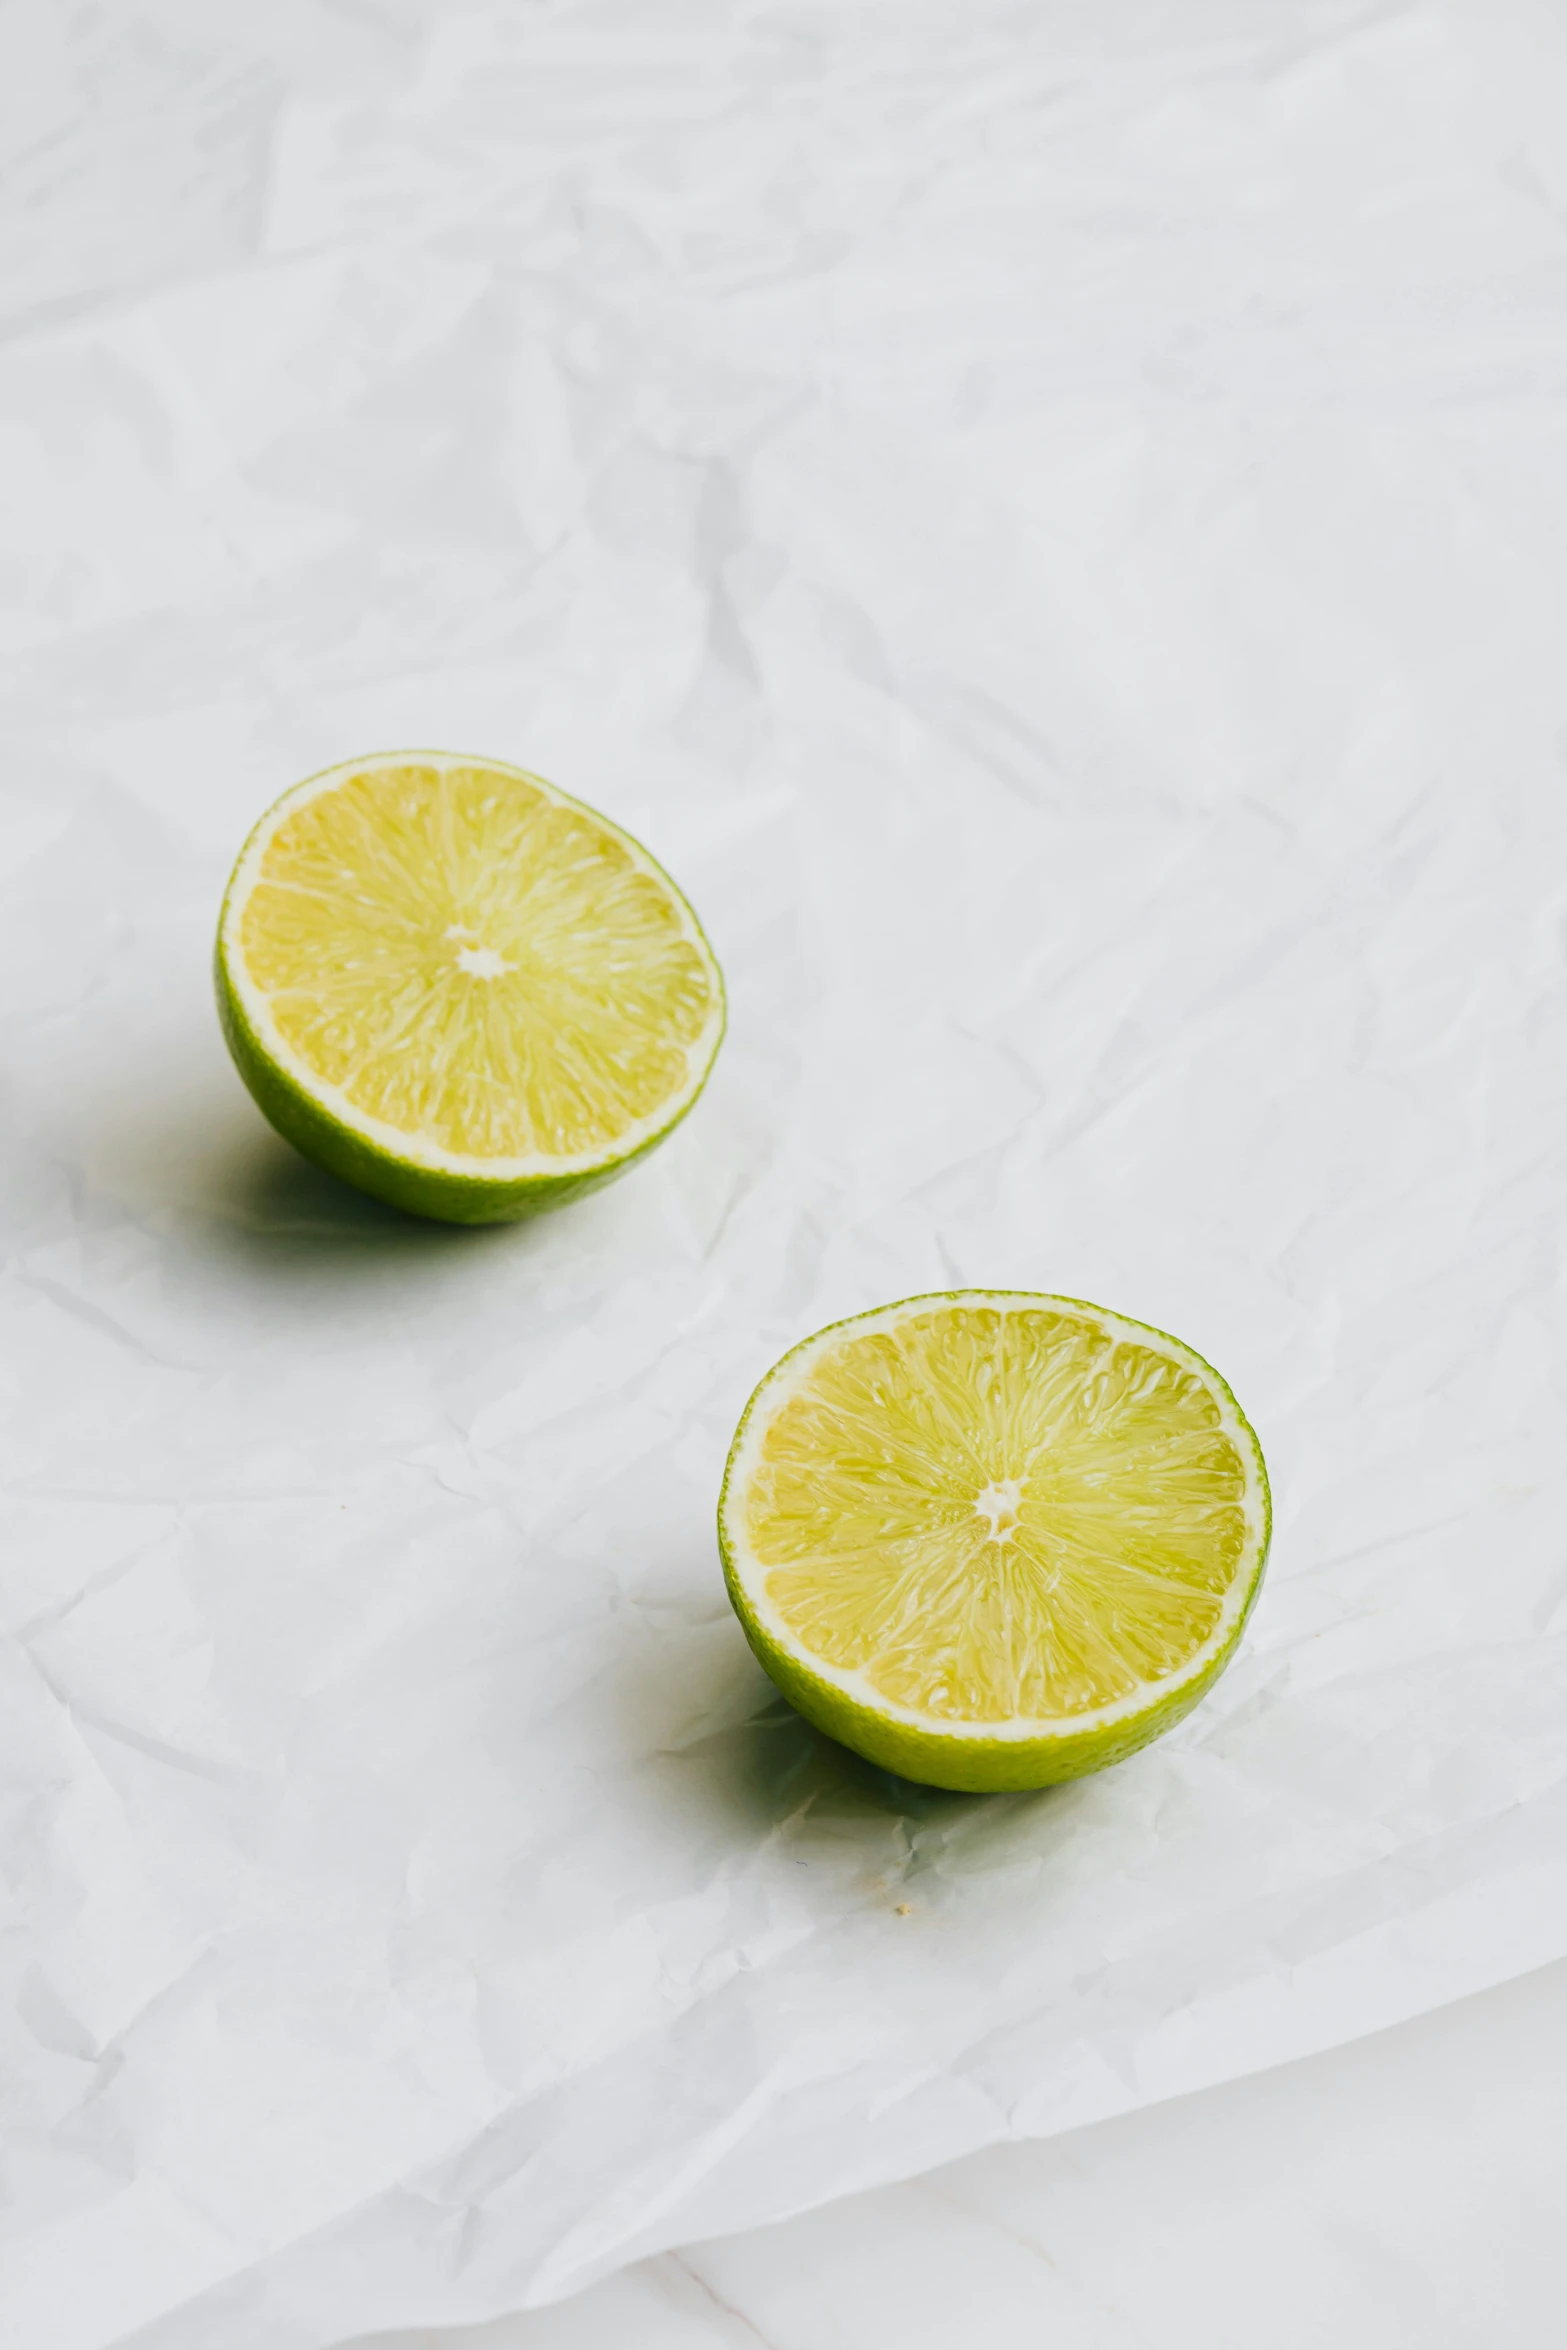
[719,1293,1269,1791]
[216,753,725,1223]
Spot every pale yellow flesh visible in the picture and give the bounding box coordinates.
[744,1307,1250,1725]
[237,763,716,1161]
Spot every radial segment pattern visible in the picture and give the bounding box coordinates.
[238,762,717,1161]
[744,1304,1252,1724]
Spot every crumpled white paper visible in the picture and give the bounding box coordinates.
[4,3,1567,2345]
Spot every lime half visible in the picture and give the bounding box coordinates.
[720,1292,1269,1791]
[216,752,725,1224]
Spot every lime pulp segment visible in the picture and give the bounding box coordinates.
[217,753,725,1218]
[720,1294,1269,1789]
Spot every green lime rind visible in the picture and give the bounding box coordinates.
[214,753,726,1227]
[718,1290,1271,1795]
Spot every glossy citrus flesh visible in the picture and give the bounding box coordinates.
[720,1295,1269,1788]
[234,759,719,1163]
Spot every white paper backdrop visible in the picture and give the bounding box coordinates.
[3,5,1567,2347]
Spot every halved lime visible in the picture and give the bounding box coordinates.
[216,752,725,1223]
[720,1292,1269,1791]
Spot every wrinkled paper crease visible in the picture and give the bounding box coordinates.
[2,3,1566,2345]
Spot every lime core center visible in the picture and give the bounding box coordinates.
[973,1476,1024,1544]
[454,941,510,979]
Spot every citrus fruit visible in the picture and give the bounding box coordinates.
[216,752,725,1223]
[719,1292,1269,1792]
